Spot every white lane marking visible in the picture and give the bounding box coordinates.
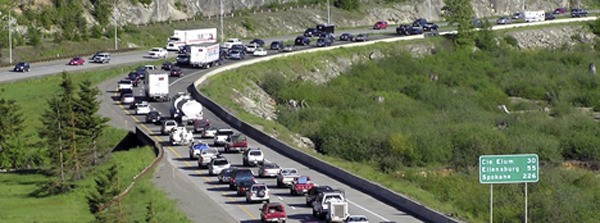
[277,196,283,200]
[346,199,390,222]
[290,205,296,210]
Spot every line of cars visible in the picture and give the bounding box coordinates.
[176,124,369,223]
[11,51,112,72]
[498,7,589,25]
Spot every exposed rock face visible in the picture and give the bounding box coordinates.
[506,25,597,50]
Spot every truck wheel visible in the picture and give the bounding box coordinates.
[312,209,317,217]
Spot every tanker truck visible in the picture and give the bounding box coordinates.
[170,92,204,124]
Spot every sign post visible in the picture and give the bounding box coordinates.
[479,154,539,223]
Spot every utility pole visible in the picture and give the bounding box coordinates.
[113,0,118,50]
[220,0,224,42]
[327,0,331,24]
[8,9,12,64]
[428,0,432,20]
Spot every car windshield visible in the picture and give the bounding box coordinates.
[222,168,234,176]
[297,176,308,184]
[123,93,133,97]
[165,122,176,127]
[235,170,253,179]
[253,185,266,191]
[325,195,343,202]
[119,80,131,84]
[264,163,278,169]
[151,48,160,52]
[214,159,229,165]
[249,151,262,156]
[349,216,367,221]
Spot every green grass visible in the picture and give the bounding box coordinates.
[0,145,187,223]
[199,22,600,222]
[0,59,187,222]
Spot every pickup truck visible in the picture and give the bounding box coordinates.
[290,175,314,195]
[224,133,248,153]
[413,18,439,31]
[260,202,287,223]
[213,128,234,146]
[276,168,299,188]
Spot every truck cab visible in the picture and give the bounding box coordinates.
[412,18,439,31]
[312,191,346,219]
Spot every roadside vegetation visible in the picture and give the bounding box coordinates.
[0,63,187,222]
[200,20,600,222]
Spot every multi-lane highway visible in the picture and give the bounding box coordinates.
[98,33,427,223]
[2,17,596,223]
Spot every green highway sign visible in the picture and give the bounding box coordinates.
[479,154,539,184]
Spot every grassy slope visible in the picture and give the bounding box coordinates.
[0,61,187,222]
[198,24,600,222]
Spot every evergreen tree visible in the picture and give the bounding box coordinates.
[74,80,109,166]
[442,0,476,47]
[87,164,120,222]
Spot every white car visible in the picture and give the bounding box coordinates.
[221,38,242,49]
[197,147,220,168]
[146,47,167,59]
[189,142,210,159]
[246,44,259,53]
[135,101,151,115]
[118,80,133,90]
[245,183,270,203]
[209,157,231,175]
[242,148,264,166]
[258,162,281,178]
[344,215,369,223]
[201,127,218,138]
[161,120,178,135]
[144,64,157,70]
[253,48,268,57]
[276,168,299,187]
[120,93,135,104]
[213,128,234,146]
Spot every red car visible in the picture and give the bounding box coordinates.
[170,66,184,77]
[290,175,314,195]
[260,202,286,223]
[68,57,85,66]
[553,7,567,14]
[373,21,389,29]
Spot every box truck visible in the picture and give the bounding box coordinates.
[188,43,222,69]
[145,73,169,102]
[524,11,545,22]
[165,28,217,51]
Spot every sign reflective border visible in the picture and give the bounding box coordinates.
[479,154,539,184]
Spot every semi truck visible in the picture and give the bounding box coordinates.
[144,73,169,102]
[165,28,217,51]
[187,43,222,69]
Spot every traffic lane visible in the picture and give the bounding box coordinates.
[0,50,175,83]
[100,80,241,223]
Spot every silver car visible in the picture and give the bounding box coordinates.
[258,162,281,178]
[209,158,231,175]
[496,16,512,25]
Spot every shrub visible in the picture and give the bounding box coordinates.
[334,0,360,10]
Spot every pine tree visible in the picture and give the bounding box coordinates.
[0,90,26,170]
[74,80,109,166]
[442,0,476,47]
[87,164,120,222]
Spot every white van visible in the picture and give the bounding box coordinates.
[524,11,545,22]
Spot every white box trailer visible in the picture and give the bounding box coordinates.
[166,28,217,51]
[524,11,545,22]
[145,73,169,102]
[189,43,222,69]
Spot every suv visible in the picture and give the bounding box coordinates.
[303,28,321,37]
[246,182,270,203]
[242,148,265,166]
[224,133,248,153]
[294,36,311,46]
[260,202,287,223]
[276,168,299,188]
[13,62,31,72]
[229,168,255,190]
[161,120,178,135]
[92,52,111,64]
[316,37,333,47]
[571,8,588,17]
[270,41,284,50]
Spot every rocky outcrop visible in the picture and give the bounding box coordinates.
[506,25,597,50]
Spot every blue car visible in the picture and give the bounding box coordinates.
[294,36,310,46]
[189,142,210,159]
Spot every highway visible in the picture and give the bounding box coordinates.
[2,17,597,223]
[99,34,425,223]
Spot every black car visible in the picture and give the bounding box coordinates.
[229,44,246,53]
[545,13,555,20]
[339,33,354,41]
[127,72,141,87]
[249,39,265,47]
[170,66,184,77]
[316,37,333,47]
[176,54,190,66]
[397,24,423,35]
[571,8,588,17]
[13,62,31,72]
[303,28,320,37]
[270,41,284,50]
[229,168,254,190]
[145,110,162,124]
[294,36,311,46]
[135,67,148,79]
[162,61,174,70]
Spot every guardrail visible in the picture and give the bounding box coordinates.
[99,126,164,212]
[188,34,459,223]
[0,47,140,68]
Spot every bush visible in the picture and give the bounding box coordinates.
[334,0,360,10]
